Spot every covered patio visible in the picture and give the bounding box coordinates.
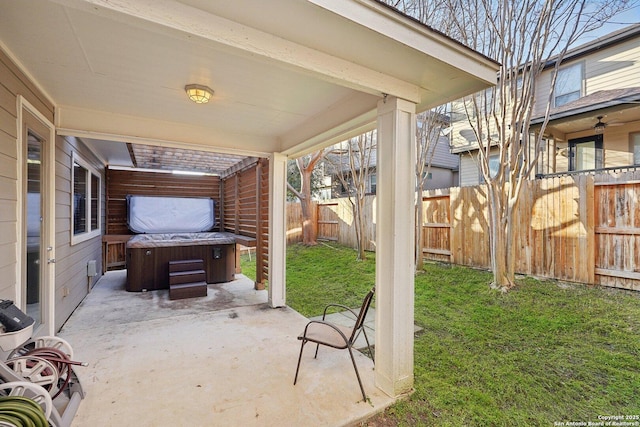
[0,0,498,408]
[59,271,393,426]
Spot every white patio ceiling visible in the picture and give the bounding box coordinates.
[0,0,497,169]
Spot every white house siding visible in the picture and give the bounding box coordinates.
[456,27,640,180]
[459,153,481,187]
[431,136,458,169]
[424,167,454,189]
[54,136,104,330]
[0,47,104,331]
[533,36,640,117]
[0,48,54,300]
[553,119,640,172]
[424,136,459,189]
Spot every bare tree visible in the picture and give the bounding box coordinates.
[414,108,449,272]
[385,1,458,273]
[326,131,376,260]
[446,0,632,289]
[287,150,327,245]
[387,0,633,289]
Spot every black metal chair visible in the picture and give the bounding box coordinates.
[293,287,375,402]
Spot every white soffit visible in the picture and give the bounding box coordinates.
[0,0,498,157]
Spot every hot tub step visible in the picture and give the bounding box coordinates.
[169,281,208,300]
[169,269,206,285]
[169,259,204,273]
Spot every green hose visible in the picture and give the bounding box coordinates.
[0,396,48,427]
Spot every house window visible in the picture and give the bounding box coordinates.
[479,154,500,183]
[568,135,603,171]
[369,174,376,194]
[554,63,583,107]
[489,155,500,178]
[71,152,101,244]
[631,133,640,164]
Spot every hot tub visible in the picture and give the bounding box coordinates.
[126,232,237,292]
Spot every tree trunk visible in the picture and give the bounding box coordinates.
[415,192,424,272]
[354,194,366,260]
[300,168,317,246]
[487,183,515,289]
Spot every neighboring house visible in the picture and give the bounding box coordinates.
[451,24,640,186]
[324,136,378,198]
[326,113,459,198]
[423,133,460,189]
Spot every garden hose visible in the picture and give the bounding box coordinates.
[19,348,85,400]
[0,396,48,427]
[4,358,57,396]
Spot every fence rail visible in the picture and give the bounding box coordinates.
[286,170,640,292]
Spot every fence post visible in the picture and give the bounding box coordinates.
[583,175,595,285]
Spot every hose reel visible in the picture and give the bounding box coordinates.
[6,337,86,399]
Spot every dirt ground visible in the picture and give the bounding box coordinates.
[358,413,399,426]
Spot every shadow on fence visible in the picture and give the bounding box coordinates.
[287,169,640,292]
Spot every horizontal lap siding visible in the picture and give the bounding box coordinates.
[55,136,104,330]
[585,39,640,92]
[0,47,53,300]
[0,50,53,124]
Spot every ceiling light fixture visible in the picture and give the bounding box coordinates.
[185,84,213,104]
[594,116,606,134]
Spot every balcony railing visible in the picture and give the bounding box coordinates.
[535,164,640,179]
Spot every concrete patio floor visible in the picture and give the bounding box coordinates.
[58,270,395,426]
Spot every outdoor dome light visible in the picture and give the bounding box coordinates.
[185,84,213,104]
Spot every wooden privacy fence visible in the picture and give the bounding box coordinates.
[286,198,376,251]
[287,170,640,292]
[421,170,640,291]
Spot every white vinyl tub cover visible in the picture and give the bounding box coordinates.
[127,195,215,233]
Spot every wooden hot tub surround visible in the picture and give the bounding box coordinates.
[125,232,237,292]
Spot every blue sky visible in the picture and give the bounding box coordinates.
[572,2,640,47]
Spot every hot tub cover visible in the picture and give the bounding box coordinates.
[126,232,236,248]
[127,195,215,234]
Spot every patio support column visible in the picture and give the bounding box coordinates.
[268,152,287,308]
[375,95,416,397]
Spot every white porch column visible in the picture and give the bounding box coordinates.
[268,152,287,308]
[375,96,416,397]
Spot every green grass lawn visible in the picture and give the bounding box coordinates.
[240,243,640,426]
